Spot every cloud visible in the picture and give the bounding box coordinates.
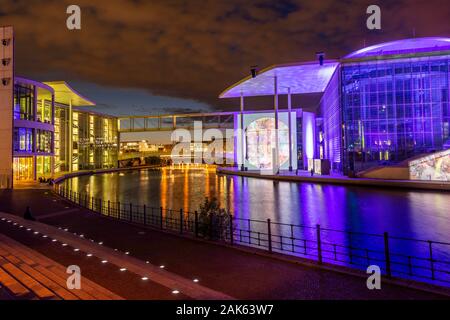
[2,0,449,111]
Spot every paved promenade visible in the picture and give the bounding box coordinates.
[0,188,449,300]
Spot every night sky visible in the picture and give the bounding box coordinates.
[1,0,449,115]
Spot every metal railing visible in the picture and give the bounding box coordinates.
[55,185,450,287]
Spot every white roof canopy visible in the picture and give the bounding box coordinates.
[219,61,339,98]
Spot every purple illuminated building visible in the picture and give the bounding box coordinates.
[220,37,450,176]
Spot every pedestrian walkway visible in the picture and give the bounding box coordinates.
[0,212,230,300]
[0,233,122,300]
[1,189,449,299]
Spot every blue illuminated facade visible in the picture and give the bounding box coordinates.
[221,37,450,177]
[341,47,450,174]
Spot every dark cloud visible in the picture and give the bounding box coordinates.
[2,0,449,111]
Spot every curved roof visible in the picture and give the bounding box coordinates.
[344,37,450,59]
[219,60,339,98]
[43,81,95,106]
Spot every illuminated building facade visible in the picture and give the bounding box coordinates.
[220,37,450,179]
[0,27,118,188]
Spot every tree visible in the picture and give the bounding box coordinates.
[197,197,232,240]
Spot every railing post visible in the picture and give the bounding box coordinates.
[194,211,199,237]
[118,201,121,219]
[143,204,147,225]
[91,196,94,210]
[229,215,234,245]
[384,232,392,278]
[99,198,102,214]
[129,203,133,222]
[179,209,183,234]
[316,224,322,264]
[209,213,213,239]
[108,200,110,217]
[267,218,272,253]
[160,207,163,229]
[428,241,435,280]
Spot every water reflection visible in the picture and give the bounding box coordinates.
[62,167,450,242]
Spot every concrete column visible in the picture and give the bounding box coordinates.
[273,75,279,174]
[287,87,293,171]
[240,92,245,171]
[68,99,73,173]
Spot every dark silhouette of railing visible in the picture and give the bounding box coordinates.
[56,185,450,288]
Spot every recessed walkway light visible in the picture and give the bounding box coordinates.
[64,228,68,231]
[13,223,17,225]
[125,251,130,255]
[86,253,93,257]
[79,234,84,238]
[1,218,5,221]
[141,277,148,281]
[146,261,150,264]
[42,235,48,238]
[120,268,127,272]
[159,265,165,269]
[98,241,103,245]
[74,248,80,252]
[26,228,31,231]
[52,239,57,242]
[193,279,199,283]
[101,260,108,264]
[172,290,180,294]
[33,231,39,235]
[62,243,68,246]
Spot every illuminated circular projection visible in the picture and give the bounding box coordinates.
[246,117,289,169]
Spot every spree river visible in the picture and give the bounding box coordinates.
[62,166,450,285]
[62,166,450,242]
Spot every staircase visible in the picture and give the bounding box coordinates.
[0,234,122,300]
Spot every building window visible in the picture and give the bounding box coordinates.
[13,128,33,152]
[36,129,53,153]
[14,84,34,121]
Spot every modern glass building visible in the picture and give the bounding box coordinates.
[220,37,450,180]
[12,77,56,181]
[8,78,119,184]
[341,39,450,173]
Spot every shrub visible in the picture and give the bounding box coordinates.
[197,197,232,240]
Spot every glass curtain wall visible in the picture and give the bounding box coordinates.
[14,84,34,120]
[342,55,450,173]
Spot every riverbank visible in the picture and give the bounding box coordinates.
[1,188,449,299]
[217,167,450,191]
